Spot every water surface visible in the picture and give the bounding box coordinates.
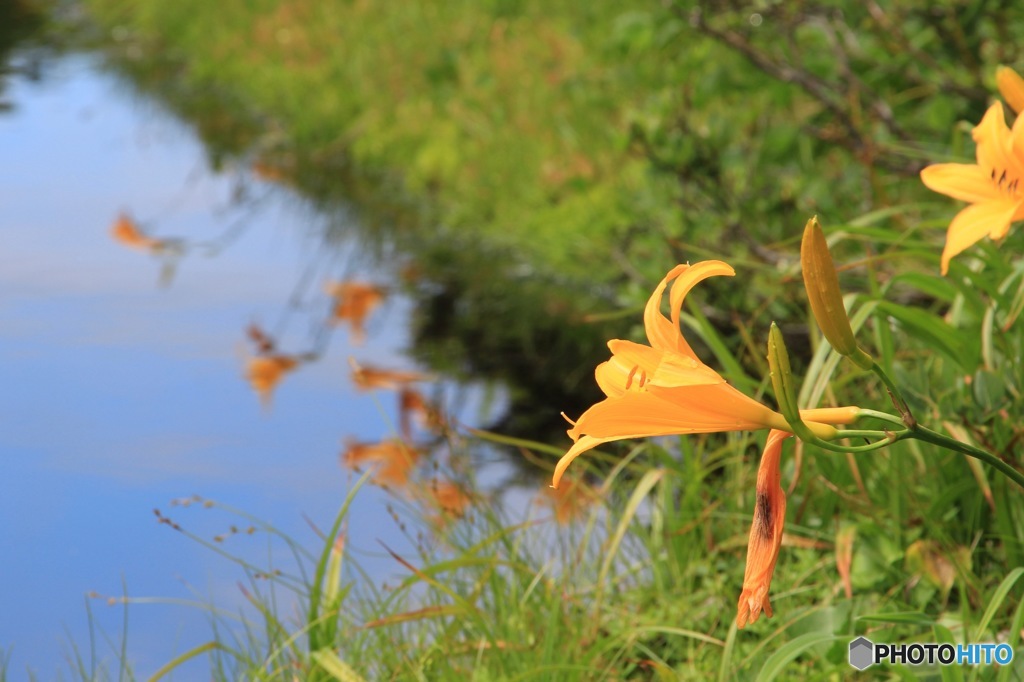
[0,50,505,677]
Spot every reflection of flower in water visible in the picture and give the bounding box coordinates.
[541,477,600,525]
[324,281,387,344]
[245,355,300,408]
[110,212,163,251]
[350,360,431,391]
[341,439,421,488]
[418,480,472,530]
[399,387,446,438]
[245,323,277,354]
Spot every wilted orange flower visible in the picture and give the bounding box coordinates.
[325,281,386,344]
[110,213,163,251]
[997,66,1024,115]
[350,361,431,391]
[246,355,299,407]
[737,429,790,628]
[552,262,859,489]
[341,439,420,488]
[920,101,1024,274]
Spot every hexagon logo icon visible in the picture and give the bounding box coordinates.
[849,636,874,670]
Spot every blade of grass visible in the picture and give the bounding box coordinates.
[146,642,222,682]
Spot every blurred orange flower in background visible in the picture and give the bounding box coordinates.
[325,281,387,344]
[920,101,1024,274]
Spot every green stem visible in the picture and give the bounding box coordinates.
[855,408,906,427]
[806,430,904,454]
[908,425,1024,491]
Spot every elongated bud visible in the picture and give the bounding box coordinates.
[767,323,837,441]
[767,323,800,425]
[997,66,1024,115]
[800,217,873,370]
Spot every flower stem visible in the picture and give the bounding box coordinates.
[907,425,1024,491]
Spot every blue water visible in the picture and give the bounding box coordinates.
[0,53,507,678]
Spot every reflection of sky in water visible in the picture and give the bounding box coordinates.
[0,55,508,677]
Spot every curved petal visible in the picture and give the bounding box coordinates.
[643,264,690,352]
[668,260,735,338]
[551,435,609,489]
[920,163,1003,204]
[1012,112,1024,168]
[941,200,1021,274]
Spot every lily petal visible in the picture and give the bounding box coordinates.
[920,163,1005,204]
[973,102,1024,181]
[941,200,1022,274]
[567,387,776,443]
[644,264,690,353]
[668,261,735,343]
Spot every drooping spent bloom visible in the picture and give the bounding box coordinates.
[325,281,387,344]
[997,66,1024,115]
[736,429,790,629]
[110,213,164,252]
[920,101,1024,274]
[552,261,858,489]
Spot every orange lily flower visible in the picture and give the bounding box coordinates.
[341,439,420,488]
[736,429,790,629]
[552,261,858,489]
[245,355,299,408]
[111,213,163,251]
[920,101,1024,274]
[325,281,386,344]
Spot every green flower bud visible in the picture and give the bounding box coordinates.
[800,217,873,370]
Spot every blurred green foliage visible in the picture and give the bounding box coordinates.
[77,1,1024,435]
